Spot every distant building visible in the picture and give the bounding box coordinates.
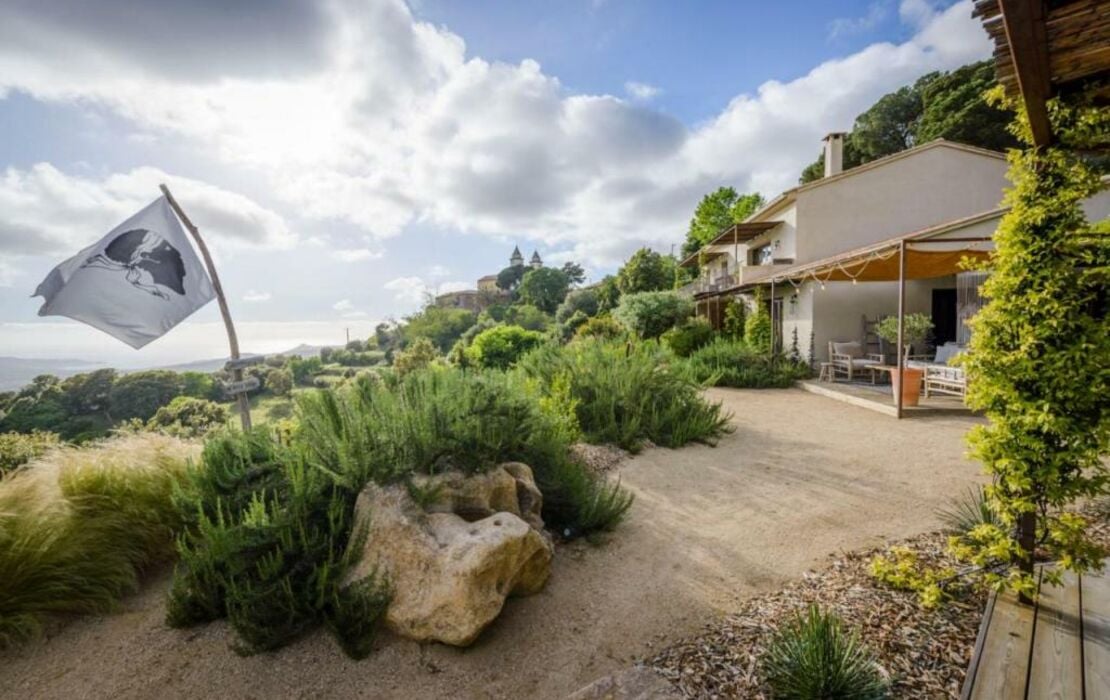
[434,246,545,311]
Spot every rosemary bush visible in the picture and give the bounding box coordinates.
[518,338,731,451]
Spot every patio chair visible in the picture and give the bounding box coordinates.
[828,341,883,382]
[907,342,967,398]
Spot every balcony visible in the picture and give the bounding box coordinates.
[677,273,738,297]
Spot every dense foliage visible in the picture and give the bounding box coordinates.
[682,187,764,258]
[956,88,1109,596]
[613,291,692,339]
[147,397,231,437]
[109,370,186,422]
[0,430,60,476]
[466,325,545,369]
[800,60,1017,183]
[0,434,197,647]
[519,339,731,451]
[616,248,678,294]
[683,339,810,388]
[166,430,389,658]
[401,305,478,353]
[518,267,571,313]
[661,317,714,357]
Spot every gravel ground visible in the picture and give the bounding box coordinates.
[0,388,988,700]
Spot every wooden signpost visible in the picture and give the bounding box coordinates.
[160,183,253,431]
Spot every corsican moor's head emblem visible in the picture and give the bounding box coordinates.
[81,228,186,300]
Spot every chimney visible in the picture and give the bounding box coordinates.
[823,132,846,177]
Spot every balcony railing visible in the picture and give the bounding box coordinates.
[678,273,738,296]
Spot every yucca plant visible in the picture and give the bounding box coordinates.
[936,485,999,535]
[761,605,889,700]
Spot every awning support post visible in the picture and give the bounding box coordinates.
[896,240,906,420]
[770,278,776,356]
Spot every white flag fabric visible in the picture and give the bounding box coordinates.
[34,196,216,349]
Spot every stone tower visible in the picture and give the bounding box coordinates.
[510,246,524,267]
[530,250,543,269]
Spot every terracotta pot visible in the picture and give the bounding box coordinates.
[891,366,924,407]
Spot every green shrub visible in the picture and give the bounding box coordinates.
[574,315,625,341]
[556,310,590,342]
[466,325,545,369]
[393,337,438,376]
[166,430,390,657]
[266,368,293,396]
[875,313,934,357]
[0,434,197,648]
[147,396,230,437]
[296,369,630,536]
[556,288,600,323]
[761,605,889,699]
[744,293,772,353]
[0,430,60,476]
[518,339,730,451]
[662,317,714,357]
[613,291,692,339]
[683,338,810,388]
[109,370,185,422]
[723,298,746,338]
[502,303,552,332]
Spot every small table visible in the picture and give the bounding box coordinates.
[818,362,835,382]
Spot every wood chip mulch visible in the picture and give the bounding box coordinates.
[648,532,981,698]
[649,504,1110,699]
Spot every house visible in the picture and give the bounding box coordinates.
[680,134,1110,363]
[434,246,544,311]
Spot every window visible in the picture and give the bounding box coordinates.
[750,243,773,266]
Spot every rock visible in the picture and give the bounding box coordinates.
[568,667,681,700]
[346,464,553,646]
[413,461,545,532]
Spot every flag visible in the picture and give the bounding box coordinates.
[33,195,216,349]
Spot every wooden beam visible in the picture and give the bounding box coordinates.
[999,0,1054,146]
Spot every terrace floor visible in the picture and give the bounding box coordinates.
[799,378,972,418]
[0,388,987,700]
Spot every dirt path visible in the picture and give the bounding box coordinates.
[0,389,985,699]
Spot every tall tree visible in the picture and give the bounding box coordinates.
[517,267,570,314]
[799,60,1016,183]
[617,248,676,294]
[682,188,764,258]
[561,261,586,286]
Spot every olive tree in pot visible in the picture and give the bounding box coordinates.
[875,313,933,407]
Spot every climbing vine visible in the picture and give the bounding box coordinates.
[956,86,1109,597]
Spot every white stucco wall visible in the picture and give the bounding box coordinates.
[794,144,1009,263]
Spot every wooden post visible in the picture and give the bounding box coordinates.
[770,278,776,356]
[160,184,252,431]
[1018,510,1037,604]
[896,240,906,420]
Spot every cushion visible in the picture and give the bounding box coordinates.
[832,341,863,359]
[934,343,964,366]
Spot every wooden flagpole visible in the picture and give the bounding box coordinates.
[159,184,253,431]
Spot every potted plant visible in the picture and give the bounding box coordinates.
[875,313,934,407]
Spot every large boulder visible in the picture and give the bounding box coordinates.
[345,463,553,646]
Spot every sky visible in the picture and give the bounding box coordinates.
[0,0,991,366]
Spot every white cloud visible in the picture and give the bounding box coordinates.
[0,163,294,257]
[828,2,889,40]
[332,247,381,262]
[0,0,990,266]
[243,290,272,302]
[428,264,450,278]
[342,310,368,318]
[333,298,355,311]
[381,275,469,305]
[383,276,430,305]
[624,81,661,101]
